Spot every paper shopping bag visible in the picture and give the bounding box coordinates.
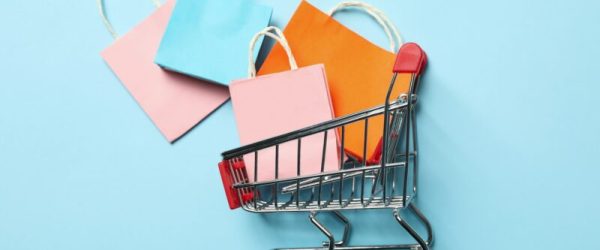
[259,1,412,164]
[155,0,273,86]
[230,27,339,182]
[99,0,229,142]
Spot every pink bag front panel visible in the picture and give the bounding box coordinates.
[101,0,229,142]
[230,64,339,182]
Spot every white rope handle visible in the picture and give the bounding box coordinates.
[248,26,298,78]
[329,1,403,52]
[97,0,162,39]
[150,0,161,8]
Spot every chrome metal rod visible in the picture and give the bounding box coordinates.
[411,110,419,196]
[318,131,328,209]
[410,203,434,246]
[310,212,335,250]
[394,207,429,250]
[274,145,279,210]
[402,74,416,207]
[234,163,406,189]
[381,73,400,205]
[276,245,424,250]
[317,211,350,248]
[296,138,302,208]
[281,171,372,194]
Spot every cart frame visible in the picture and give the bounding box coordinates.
[218,43,433,250]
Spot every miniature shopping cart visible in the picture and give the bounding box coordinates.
[218,43,432,250]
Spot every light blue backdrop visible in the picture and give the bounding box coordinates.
[1,0,599,249]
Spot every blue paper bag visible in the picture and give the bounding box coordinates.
[155,0,273,86]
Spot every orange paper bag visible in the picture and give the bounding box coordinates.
[259,1,411,164]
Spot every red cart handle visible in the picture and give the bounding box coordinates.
[369,43,427,165]
[393,42,427,75]
[218,160,254,210]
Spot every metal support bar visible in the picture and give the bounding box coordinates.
[276,206,433,250]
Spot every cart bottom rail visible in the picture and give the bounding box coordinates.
[275,203,433,250]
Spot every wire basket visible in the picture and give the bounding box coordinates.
[218,43,433,250]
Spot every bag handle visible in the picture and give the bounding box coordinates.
[248,26,298,78]
[328,1,403,52]
[97,0,162,39]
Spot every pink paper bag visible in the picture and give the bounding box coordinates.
[99,0,229,142]
[230,27,339,182]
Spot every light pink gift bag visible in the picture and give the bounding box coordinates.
[98,0,229,142]
[230,27,340,182]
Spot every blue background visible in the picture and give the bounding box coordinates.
[1,0,599,249]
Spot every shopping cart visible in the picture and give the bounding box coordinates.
[218,43,432,250]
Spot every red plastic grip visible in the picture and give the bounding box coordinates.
[218,160,254,210]
[218,160,241,209]
[233,160,245,170]
[393,42,427,75]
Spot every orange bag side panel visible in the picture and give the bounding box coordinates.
[259,1,411,163]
